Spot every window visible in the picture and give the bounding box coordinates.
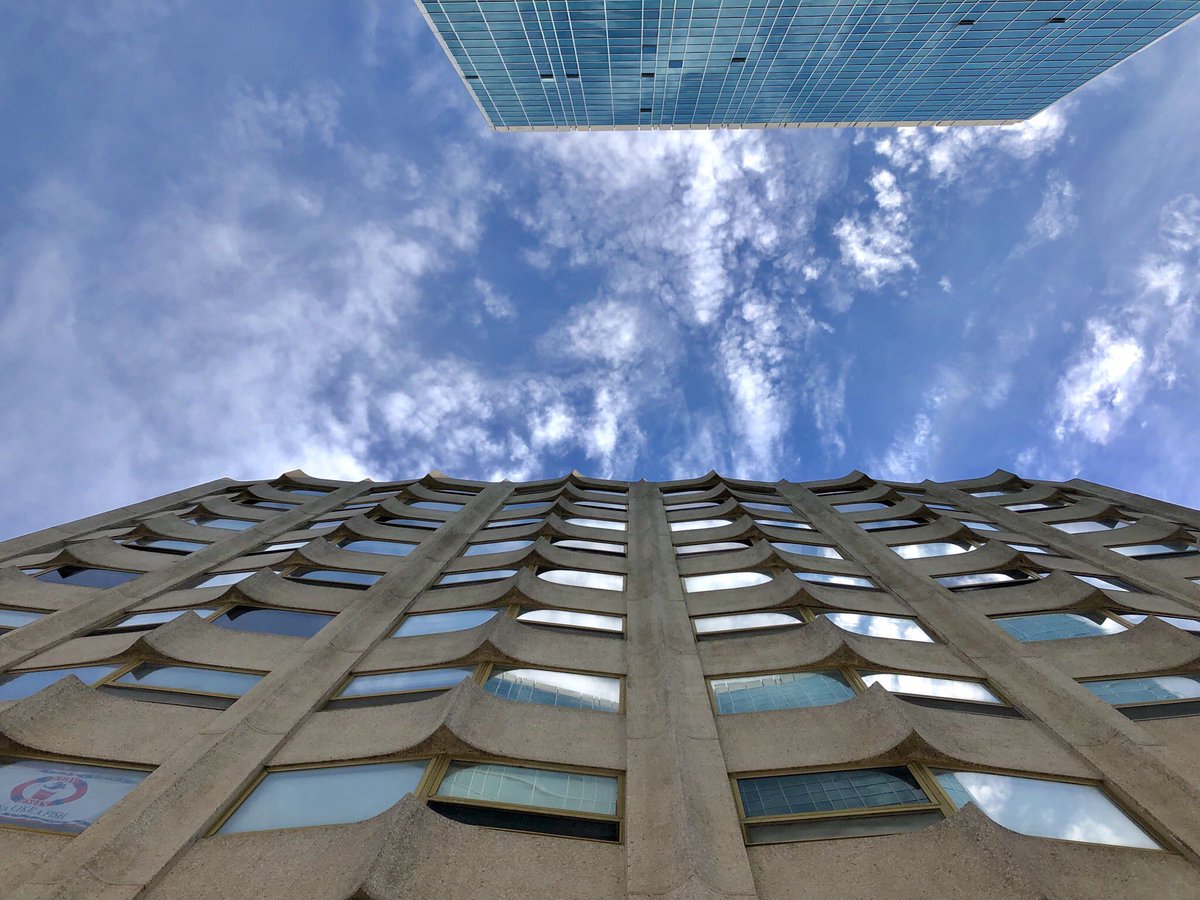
[515,608,623,634]
[676,541,751,555]
[0,607,45,634]
[212,606,333,638]
[336,502,378,511]
[337,539,416,557]
[102,608,217,631]
[994,612,1126,642]
[283,487,332,496]
[818,612,934,643]
[1117,613,1200,635]
[329,667,475,707]
[483,668,620,712]
[737,766,942,844]
[217,759,431,834]
[1072,574,1136,593]
[961,520,999,531]
[564,517,626,532]
[31,566,140,589]
[483,517,542,530]
[1008,543,1051,555]
[243,500,297,510]
[755,518,813,530]
[772,542,842,560]
[249,540,308,555]
[537,569,623,592]
[711,671,855,714]
[858,518,927,532]
[670,519,734,532]
[185,516,257,530]
[574,500,625,511]
[436,569,517,586]
[1112,542,1198,559]
[1082,674,1200,719]
[741,501,792,513]
[122,537,208,555]
[102,664,262,709]
[191,571,256,589]
[502,501,551,511]
[551,538,625,555]
[683,572,772,592]
[970,490,1013,498]
[932,771,1157,849]
[463,540,533,557]
[667,501,721,511]
[304,520,343,532]
[795,572,876,590]
[1003,502,1062,512]
[431,760,620,841]
[408,501,463,512]
[1051,518,1130,534]
[285,568,380,590]
[833,502,890,512]
[936,570,1036,590]
[891,541,975,559]
[379,517,442,530]
[0,665,120,701]
[693,611,805,637]
[857,672,1011,714]
[0,756,149,835]
[393,609,497,637]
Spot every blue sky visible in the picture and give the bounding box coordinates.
[1,1,1198,538]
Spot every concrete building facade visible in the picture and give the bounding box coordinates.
[414,0,1200,130]
[1,469,1200,897]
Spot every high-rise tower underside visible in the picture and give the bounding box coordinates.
[414,0,1200,130]
[2,469,1200,897]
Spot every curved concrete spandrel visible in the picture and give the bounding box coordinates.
[1033,615,1200,680]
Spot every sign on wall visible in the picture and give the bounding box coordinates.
[0,756,148,834]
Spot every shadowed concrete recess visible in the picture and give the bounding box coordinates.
[1,469,1199,898]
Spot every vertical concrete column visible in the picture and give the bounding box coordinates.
[623,482,758,900]
[0,481,372,673]
[777,481,1200,867]
[0,478,241,564]
[11,482,512,900]
[1065,478,1200,531]
[924,483,1200,612]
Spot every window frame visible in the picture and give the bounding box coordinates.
[94,660,266,708]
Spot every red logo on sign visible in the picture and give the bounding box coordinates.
[11,775,88,807]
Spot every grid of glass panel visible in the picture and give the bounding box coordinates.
[1082,674,1200,706]
[738,766,929,818]
[419,0,1200,129]
[995,612,1125,642]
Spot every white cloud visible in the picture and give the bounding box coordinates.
[832,169,916,288]
[1051,321,1147,444]
[1024,173,1079,246]
[475,277,516,320]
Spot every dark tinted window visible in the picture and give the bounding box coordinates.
[212,606,332,638]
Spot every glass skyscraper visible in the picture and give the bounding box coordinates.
[414,0,1200,130]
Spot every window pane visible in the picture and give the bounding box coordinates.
[564,518,627,532]
[218,760,430,834]
[574,501,625,511]
[834,502,890,512]
[338,540,416,556]
[113,664,261,697]
[711,670,854,714]
[670,519,734,532]
[192,571,256,589]
[676,541,751,555]
[1082,675,1200,706]
[1008,543,1051,555]
[1112,542,1198,558]
[693,611,804,635]
[738,767,929,818]
[502,501,551,511]
[436,761,617,816]
[937,571,1034,589]
[932,770,1158,849]
[463,540,533,556]
[995,613,1125,642]
[755,518,813,530]
[683,572,771,592]
[772,542,843,559]
[667,501,721,511]
[859,519,926,531]
[515,608,623,633]
[484,668,620,711]
[1052,519,1129,533]
[1073,574,1135,593]
[436,569,517,586]
[820,612,933,643]
[795,572,875,589]
[124,537,207,553]
[34,567,140,589]
[338,667,474,698]
[537,570,624,592]
[287,569,380,589]
[892,542,974,559]
[0,757,148,834]
[0,608,44,630]
[962,520,999,531]
[747,809,943,844]
[551,539,625,555]
[212,606,332,638]
[187,517,256,530]
[858,672,1001,704]
[381,517,442,530]
[110,608,216,630]
[409,501,463,511]
[0,665,120,701]
[393,609,497,637]
[742,502,792,513]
